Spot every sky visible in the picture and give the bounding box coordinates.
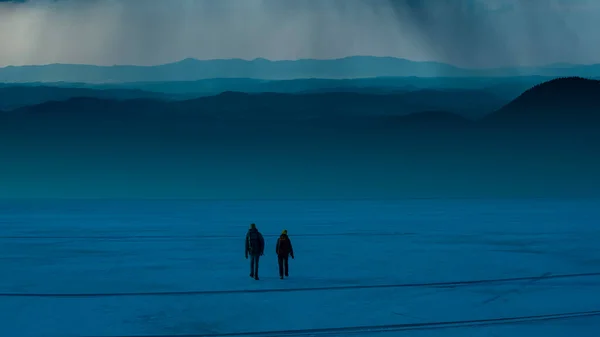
[0,0,599,68]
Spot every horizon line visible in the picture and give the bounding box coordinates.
[1,197,597,201]
[2,55,599,71]
[0,74,571,86]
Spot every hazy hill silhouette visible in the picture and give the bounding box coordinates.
[0,79,485,109]
[2,56,600,83]
[3,77,599,136]
[5,88,505,121]
[1,77,599,199]
[398,89,503,119]
[60,76,550,101]
[298,87,411,95]
[2,77,598,148]
[3,77,598,127]
[0,85,174,110]
[12,96,170,117]
[482,77,600,128]
[89,77,417,95]
[0,57,467,83]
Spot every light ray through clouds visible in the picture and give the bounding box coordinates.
[0,0,599,68]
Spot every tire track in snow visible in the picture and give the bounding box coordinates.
[2,271,599,298]
[84,309,600,336]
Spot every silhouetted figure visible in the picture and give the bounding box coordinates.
[245,223,264,280]
[276,229,294,279]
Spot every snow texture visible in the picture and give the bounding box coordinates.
[0,199,599,336]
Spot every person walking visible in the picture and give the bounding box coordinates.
[245,223,264,280]
[275,229,294,279]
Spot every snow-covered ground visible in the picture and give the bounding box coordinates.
[1,199,599,336]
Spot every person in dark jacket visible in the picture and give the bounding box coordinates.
[275,229,294,279]
[245,223,265,280]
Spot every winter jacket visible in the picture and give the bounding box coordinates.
[276,234,294,257]
[245,228,265,256]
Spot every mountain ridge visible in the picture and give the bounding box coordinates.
[0,85,177,110]
[2,87,507,120]
[482,77,600,127]
[3,77,598,130]
[2,77,599,199]
[3,56,600,83]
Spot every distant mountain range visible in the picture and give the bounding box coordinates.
[18,75,558,98]
[2,77,598,130]
[1,77,599,199]
[0,86,507,120]
[2,56,600,83]
[0,76,558,114]
[6,76,596,121]
[0,86,178,111]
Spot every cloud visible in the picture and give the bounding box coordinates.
[0,0,599,68]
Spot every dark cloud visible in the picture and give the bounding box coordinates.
[380,0,589,67]
[0,0,599,68]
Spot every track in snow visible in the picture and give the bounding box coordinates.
[2,271,599,298]
[83,309,600,337]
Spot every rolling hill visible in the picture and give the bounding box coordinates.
[482,77,600,127]
[37,76,549,98]
[0,85,176,110]
[1,77,599,199]
[3,89,505,121]
[2,77,598,132]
